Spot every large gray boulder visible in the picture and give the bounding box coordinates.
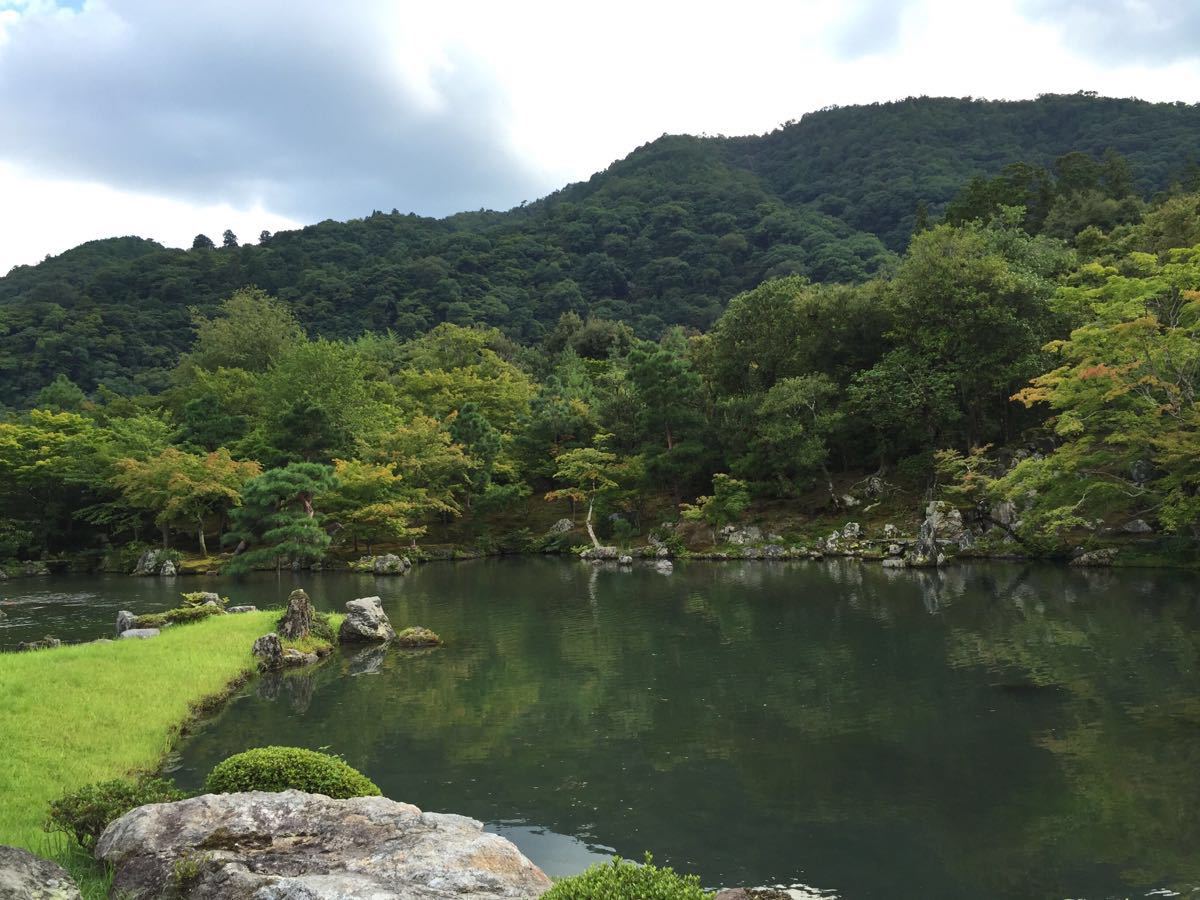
[95,790,552,899]
[0,845,81,899]
[339,597,396,642]
[118,628,160,640]
[132,549,162,575]
[278,589,314,641]
[252,633,283,670]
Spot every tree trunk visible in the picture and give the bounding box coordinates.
[161,523,170,551]
[198,519,208,557]
[585,497,601,549]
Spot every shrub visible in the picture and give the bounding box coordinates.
[46,777,187,850]
[544,854,710,900]
[204,746,381,798]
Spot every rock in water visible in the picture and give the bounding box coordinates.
[158,559,177,577]
[395,626,442,648]
[278,589,314,640]
[338,596,397,642]
[1071,548,1118,567]
[0,845,81,900]
[372,553,410,575]
[95,790,552,899]
[252,633,283,670]
[115,610,136,636]
[131,549,161,576]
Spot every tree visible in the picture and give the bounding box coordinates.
[545,440,621,549]
[223,463,335,573]
[191,233,215,250]
[181,288,306,374]
[680,474,750,544]
[449,403,501,502]
[113,448,260,554]
[320,459,446,553]
[222,229,239,249]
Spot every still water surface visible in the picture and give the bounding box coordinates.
[3,559,1199,899]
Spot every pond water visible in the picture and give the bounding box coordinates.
[4,559,1200,899]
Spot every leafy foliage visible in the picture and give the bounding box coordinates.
[45,777,187,850]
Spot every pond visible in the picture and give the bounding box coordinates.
[4,558,1200,899]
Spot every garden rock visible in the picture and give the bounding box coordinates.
[252,633,283,670]
[1122,519,1153,534]
[278,589,314,640]
[1070,548,1118,567]
[339,596,396,642]
[841,522,863,540]
[118,628,160,640]
[0,845,81,900]
[372,553,411,575]
[95,790,551,900]
[547,518,574,535]
[654,559,674,574]
[115,610,136,635]
[158,560,177,577]
[227,605,257,613]
[17,637,61,651]
[580,545,618,561]
[131,549,162,575]
[20,560,51,577]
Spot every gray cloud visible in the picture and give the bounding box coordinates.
[0,1,546,221]
[1020,0,1200,64]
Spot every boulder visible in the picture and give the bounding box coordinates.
[714,890,794,900]
[158,560,177,577]
[278,589,314,641]
[1070,548,1118,567]
[395,626,442,648]
[653,559,674,574]
[372,553,411,575]
[118,628,160,640]
[281,648,319,667]
[251,633,283,670]
[0,845,81,900]
[115,611,137,636]
[95,790,551,900]
[724,525,762,546]
[886,543,903,557]
[1121,519,1153,534]
[617,555,633,565]
[655,546,671,559]
[841,522,863,540]
[17,637,61,651]
[547,517,574,536]
[227,605,257,614]
[131,549,162,576]
[339,597,396,642]
[882,523,899,539]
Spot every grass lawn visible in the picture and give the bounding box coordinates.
[0,610,284,850]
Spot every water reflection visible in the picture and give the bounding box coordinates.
[8,560,1200,898]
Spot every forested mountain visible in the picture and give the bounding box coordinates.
[3,92,1200,408]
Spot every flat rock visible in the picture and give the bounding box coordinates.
[339,596,396,642]
[95,790,552,899]
[227,605,258,614]
[118,628,160,640]
[0,845,81,900]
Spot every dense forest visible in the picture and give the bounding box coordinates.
[5,93,1200,408]
[2,92,1199,567]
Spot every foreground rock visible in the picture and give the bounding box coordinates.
[17,637,61,651]
[0,845,81,899]
[338,596,396,642]
[96,790,552,899]
[251,633,283,670]
[115,610,137,636]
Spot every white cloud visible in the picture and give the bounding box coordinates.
[1,0,1199,273]
[0,161,301,274]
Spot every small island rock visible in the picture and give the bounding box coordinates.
[395,626,442,648]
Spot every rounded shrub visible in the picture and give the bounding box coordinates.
[543,854,710,899]
[204,746,381,799]
[46,776,188,850]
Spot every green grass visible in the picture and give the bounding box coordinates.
[0,610,282,849]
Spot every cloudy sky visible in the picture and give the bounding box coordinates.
[2,0,1200,274]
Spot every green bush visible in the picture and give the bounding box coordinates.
[133,604,224,628]
[544,854,710,899]
[204,746,381,799]
[46,777,187,850]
